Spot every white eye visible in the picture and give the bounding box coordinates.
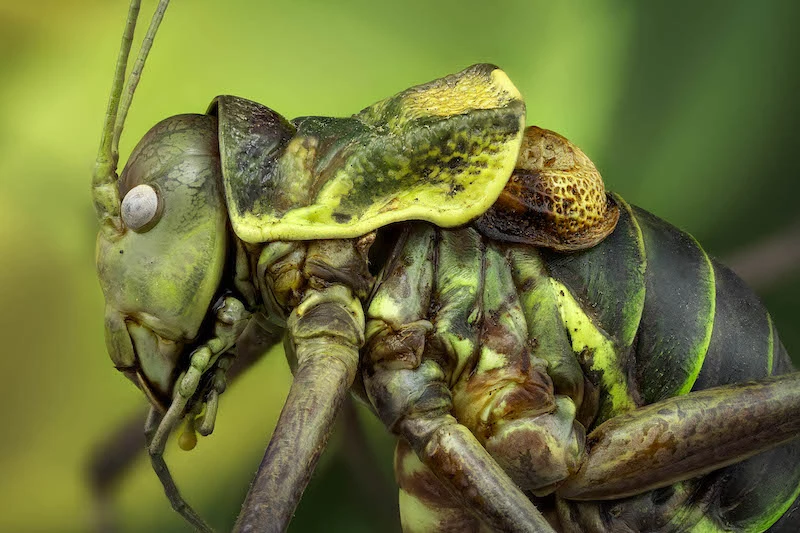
[121,184,161,232]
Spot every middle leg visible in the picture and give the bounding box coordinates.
[363,224,554,532]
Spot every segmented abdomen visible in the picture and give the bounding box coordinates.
[540,195,800,532]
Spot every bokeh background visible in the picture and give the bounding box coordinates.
[1,0,799,531]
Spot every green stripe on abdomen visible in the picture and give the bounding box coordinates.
[550,278,636,423]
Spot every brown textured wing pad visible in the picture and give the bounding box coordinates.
[475,126,619,251]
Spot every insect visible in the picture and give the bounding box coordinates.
[91,1,800,532]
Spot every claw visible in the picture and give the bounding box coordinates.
[198,390,219,437]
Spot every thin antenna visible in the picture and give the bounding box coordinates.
[92,0,142,233]
[92,0,171,235]
[112,0,171,160]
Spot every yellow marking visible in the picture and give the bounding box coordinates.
[399,489,446,533]
[397,444,427,477]
[491,69,522,100]
[400,68,518,119]
[690,516,726,533]
[445,334,477,385]
[396,445,452,533]
[550,279,636,417]
[277,136,317,207]
[476,347,507,374]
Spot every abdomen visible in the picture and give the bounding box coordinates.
[542,197,800,532]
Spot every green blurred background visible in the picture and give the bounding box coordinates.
[1,0,799,531]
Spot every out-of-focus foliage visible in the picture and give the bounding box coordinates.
[0,1,798,532]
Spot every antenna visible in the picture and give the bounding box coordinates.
[92,0,171,234]
[113,0,171,160]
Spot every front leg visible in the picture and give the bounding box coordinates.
[86,313,282,533]
[146,295,251,533]
[363,224,554,533]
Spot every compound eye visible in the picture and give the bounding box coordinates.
[121,184,162,232]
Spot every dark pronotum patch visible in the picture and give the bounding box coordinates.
[214,96,296,214]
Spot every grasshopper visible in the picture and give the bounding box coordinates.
[91,1,800,531]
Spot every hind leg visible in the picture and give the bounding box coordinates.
[557,372,800,500]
